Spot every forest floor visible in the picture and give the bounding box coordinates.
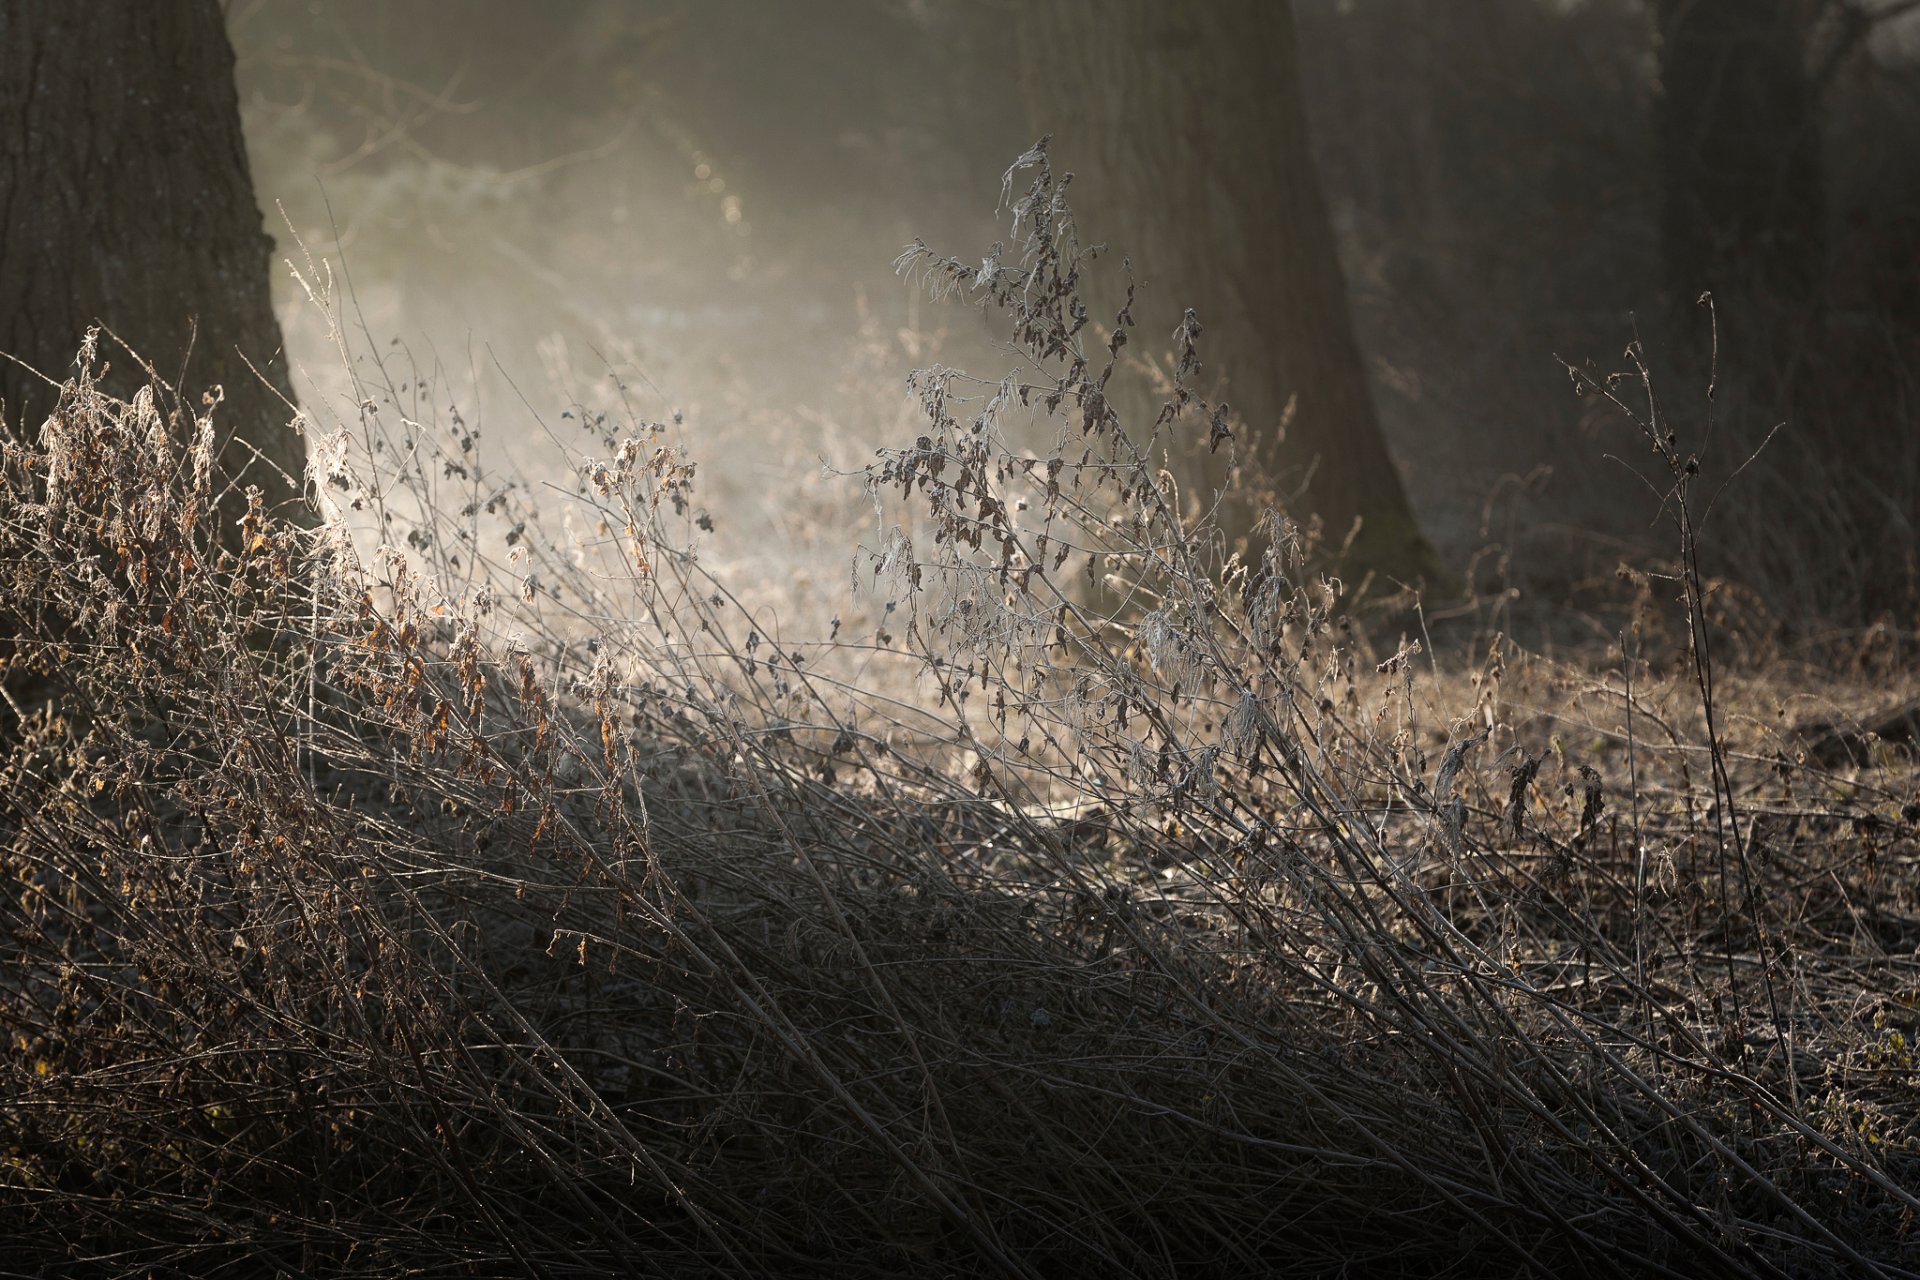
[3,354,1919,1280]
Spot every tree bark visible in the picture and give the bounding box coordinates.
[0,0,307,516]
[1018,0,1438,586]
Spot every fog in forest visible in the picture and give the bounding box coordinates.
[231,0,1028,608]
[224,0,1920,631]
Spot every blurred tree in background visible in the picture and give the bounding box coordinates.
[1297,0,1919,620]
[1018,0,1441,588]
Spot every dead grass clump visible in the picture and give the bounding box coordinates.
[0,149,1917,1277]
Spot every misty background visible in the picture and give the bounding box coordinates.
[228,0,1920,631]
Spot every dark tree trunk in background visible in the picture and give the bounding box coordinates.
[1655,0,1824,405]
[0,0,307,515]
[1018,0,1439,587]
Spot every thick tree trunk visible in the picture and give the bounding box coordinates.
[0,0,307,516]
[1655,0,1824,404]
[1018,0,1437,586]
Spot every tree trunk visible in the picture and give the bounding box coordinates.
[1655,0,1824,405]
[0,0,307,517]
[1018,0,1438,586]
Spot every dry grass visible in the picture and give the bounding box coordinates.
[2,147,1918,1278]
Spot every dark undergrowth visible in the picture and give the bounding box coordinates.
[3,149,1919,1278]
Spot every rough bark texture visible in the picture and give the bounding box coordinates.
[1018,0,1437,585]
[1655,0,1824,402]
[0,0,307,515]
